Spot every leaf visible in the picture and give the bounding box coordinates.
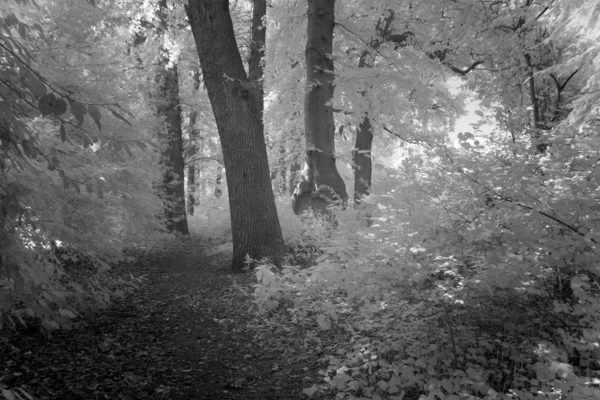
[0,293,13,313]
[82,135,91,149]
[52,97,67,116]
[59,124,67,142]
[2,389,16,400]
[86,183,93,193]
[22,141,37,158]
[87,105,102,129]
[71,180,80,193]
[6,204,19,218]
[69,100,87,126]
[58,308,77,318]
[62,176,70,189]
[475,109,484,117]
[316,314,331,330]
[330,373,351,389]
[32,23,45,40]
[112,102,134,117]
[25,74,46,99]
[18,22,27,40]
[41,319,60,331]
[123,143,133,157]
[109,109,132,126]
[302,385,318,397]
[135,140,147,150]
[38,93,56,115]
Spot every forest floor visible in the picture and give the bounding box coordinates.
[0,237,344,400]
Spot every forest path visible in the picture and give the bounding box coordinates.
[1,237,335,400]
[132,236,324,399]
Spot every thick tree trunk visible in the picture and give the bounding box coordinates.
[155,0,189,235]
[292,0,348,216]
[186,0,285,271]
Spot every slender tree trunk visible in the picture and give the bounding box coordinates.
[292,0,347,215]
[289,161,301,196]
[155,0,189,235]
[215,166,223,198]
[187,163,196,215]
[353,50,375,207]
[353,116,373,204]
[278,144,287,195]
[186,0,285,271]
[186,111,200,216]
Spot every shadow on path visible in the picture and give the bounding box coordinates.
[1,237,332,399]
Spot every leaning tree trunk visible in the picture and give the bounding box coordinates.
[155,0,189,235]
[292,0,348,216]
[186,0,285,271]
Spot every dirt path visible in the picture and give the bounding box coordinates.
[1,238,336,399]
[133,238,324,399]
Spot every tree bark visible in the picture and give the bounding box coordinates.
[155,0,189,235]
[292,0,348,216]
[186,0,285,271]
[248,0,266,118]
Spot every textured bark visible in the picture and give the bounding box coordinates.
[292,0,348,216]
[186,0,285,271]
[248,0,266,118]
[155,0,189,235]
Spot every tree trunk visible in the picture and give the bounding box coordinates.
[292,0,347,216]
[215,166,223,198]
[155,0,189,235]
[186,0,285,271]
[248,0,266,118]
[187,163,196,215]
[353,116,373,204]
[278,144,287,195]
[186,111,199,216]
[289,161,301,196]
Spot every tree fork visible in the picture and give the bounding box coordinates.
[186,0,285,271]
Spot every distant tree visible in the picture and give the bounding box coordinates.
[186,0,285,271]
[153,0,189,235]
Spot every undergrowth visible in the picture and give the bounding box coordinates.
[253,203,600,400]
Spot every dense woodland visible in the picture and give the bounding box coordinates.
[1,0,600,399]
